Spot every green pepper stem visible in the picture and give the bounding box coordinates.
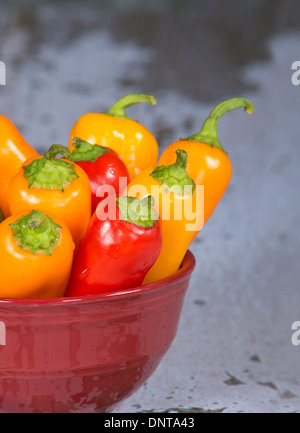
[9,210,62,256]
[116,195,158,228]
[68,137,109,162]
[150,149,195,195]
[72,137,85,149]
[24,144,78,191]
[44,144,71,160]
[185,97,254,152]
[107,93,157,119]
[175,149,188,169]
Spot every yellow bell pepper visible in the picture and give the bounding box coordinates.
[68,93,158,180]
[126,149,204,284]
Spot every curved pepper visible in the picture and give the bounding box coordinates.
[126,149,203,284]
[0,115,38,218]
[68,137,130,214]
[158,97,254,228]
[68,93,158,180]
[0,209,75,298]
[66,195,162,296]
[7,144,91,247]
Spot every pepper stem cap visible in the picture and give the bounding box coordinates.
[68,137,109,162]
[150,149,195,195]
[9,210,62,256]
[23,144,79,191]
[116,195,158,228]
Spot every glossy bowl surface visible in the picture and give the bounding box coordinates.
[0,250,195,413]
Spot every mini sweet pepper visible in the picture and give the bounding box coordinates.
[158,97,254,231]
[68,137,130,214]
[0,209,74,298]
[126,149,203,284]
[66,195,162,296]
[68,93,158,180]
[7,144,91,247]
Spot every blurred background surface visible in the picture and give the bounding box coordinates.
[0,0,300,413]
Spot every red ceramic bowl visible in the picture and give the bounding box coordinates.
[0,250,195,413]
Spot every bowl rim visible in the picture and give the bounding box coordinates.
[0,250,196,307]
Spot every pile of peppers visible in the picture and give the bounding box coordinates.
[0,94,253,299]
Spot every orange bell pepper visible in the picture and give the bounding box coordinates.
[158,97,254,229]
[0,115,38,218]
[7,144,91,248]
[126,149,203,284]
[0,209,75,298]
[68,93,158,180]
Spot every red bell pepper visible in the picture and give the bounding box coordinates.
[68,137,130,214]
[66,195,162,296]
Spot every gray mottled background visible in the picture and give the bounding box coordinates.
[0,0,300,413]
